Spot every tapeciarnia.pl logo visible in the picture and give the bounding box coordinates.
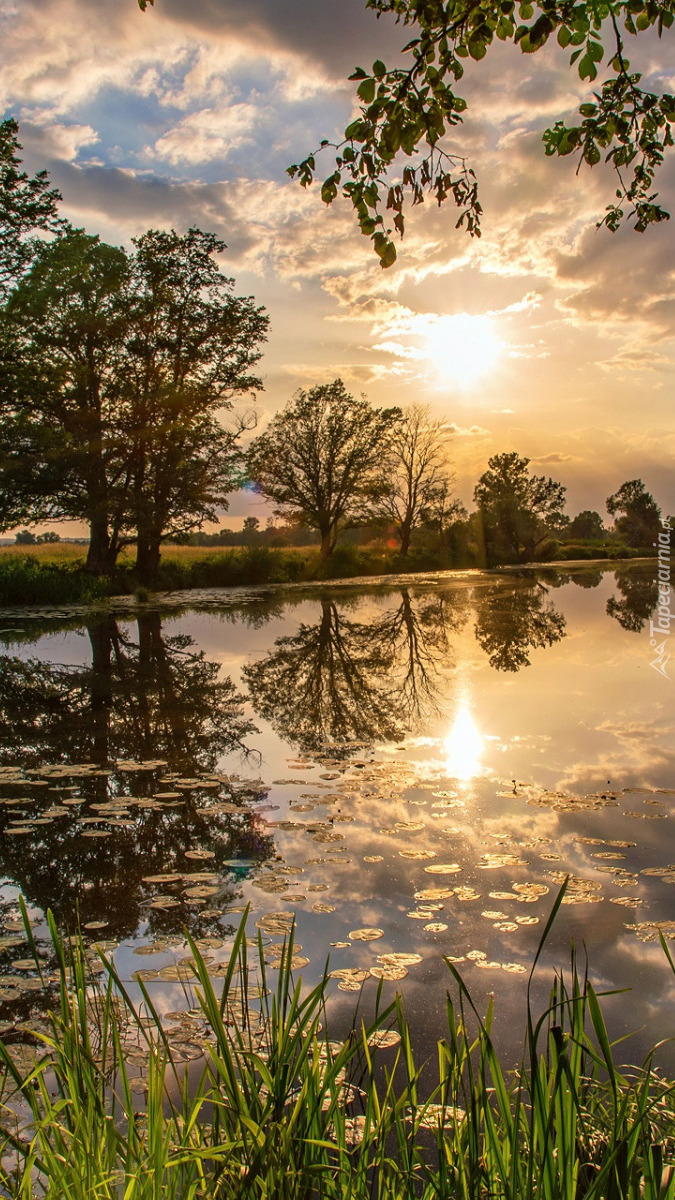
[649,518,672,679]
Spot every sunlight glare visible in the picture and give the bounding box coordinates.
[443,703,484,781]
[423,314,502,388]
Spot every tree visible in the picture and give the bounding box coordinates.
[567,510,605,540]
[283,0,675,266]
[247,380,399,557]
[0,119,65,300]
[474,451,567,564]
[377,402,455,556]
[0,226,268,579]
[0,230,131,573]
[119,227,268,582]
[606,479,662,547]
[14,529,36,545]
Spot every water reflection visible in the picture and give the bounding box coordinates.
[0,613,273,941]
[606,568,659,632]
[473,578,566,671]
[244,589,467,757]
[443,701,484,780]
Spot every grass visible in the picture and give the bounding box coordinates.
[0,538,656,606]
[0,886,674,1199]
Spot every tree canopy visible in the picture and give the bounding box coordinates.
[474,450,567,563]
[0,225,268,579]
[0,119,65,300]
[606,478,663,547]
[377,402,455,556]
[284,0,675,265]
[247,380,399,557]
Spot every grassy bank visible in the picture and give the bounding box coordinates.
[0,541,649,607]
[1,891,674,1199]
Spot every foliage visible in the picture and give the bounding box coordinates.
[247,380,400,557]
[285,0,675,265]
[377,402,455,556]
[606,478,663,547]
[2,890,675,1199]
[566,509,606,540]
[474,451,568,564]
[0,226,268,580]
[0,119,65,300]
[117,227,268,583]
[0,231,131,573]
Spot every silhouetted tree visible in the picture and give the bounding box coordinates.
[474,452,568,564]
[567,510,605,540]
[606,480,662,548]
[377,403,455,556]
[248,380,399,557]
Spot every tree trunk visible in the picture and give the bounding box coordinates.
[86,512,117,575]
[319,527,334,559]
[135,531,162,585]
[399,523,412,557]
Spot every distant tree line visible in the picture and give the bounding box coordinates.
[0,119,669,580]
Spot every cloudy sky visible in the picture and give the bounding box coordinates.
[3,0,675,522]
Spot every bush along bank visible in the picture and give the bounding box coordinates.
[0,887,674,1200]
[0,541,654,607]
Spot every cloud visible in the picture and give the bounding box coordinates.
[531,453,578,464]
[149,102,261,165]
[447,424,490,437]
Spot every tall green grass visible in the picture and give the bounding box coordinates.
[0,556,110,606]
[0,887,673,1199]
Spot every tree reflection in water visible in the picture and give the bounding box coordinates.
[606,569,659,632]
[244,588,472,758]
[474,578,567,671]
[0,611,272,942]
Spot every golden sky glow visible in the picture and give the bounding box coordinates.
[1,0,674,523]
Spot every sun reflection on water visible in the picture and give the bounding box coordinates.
[443,702,484,780]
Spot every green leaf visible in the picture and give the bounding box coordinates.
[557,26,572,47]
[578,53,598,80]
[357,78,376,104]
[372,59,386,78]
[373,233,397,268]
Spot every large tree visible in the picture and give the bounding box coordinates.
[0,231,131,573]
[119,227,268,582]
[0,227,268,578]
[0,119,65,300]
[474,451,568,564]
[377,402,455,556]
[247,380,399,557]
[606,479,662,548]
[284,0,675,265]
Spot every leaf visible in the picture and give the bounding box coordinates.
[357,78,376,104]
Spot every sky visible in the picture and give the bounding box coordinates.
[2,0,675,527]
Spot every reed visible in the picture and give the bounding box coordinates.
[0,887,673,1199]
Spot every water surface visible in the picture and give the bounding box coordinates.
[1,562,672,1070]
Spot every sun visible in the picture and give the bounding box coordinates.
[422,313,503,389]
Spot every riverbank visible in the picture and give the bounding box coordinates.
[0,540,649,606]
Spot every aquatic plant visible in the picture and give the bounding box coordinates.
[0,888,673,1200]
